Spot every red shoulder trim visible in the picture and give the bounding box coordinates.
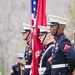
[64,44,70,50]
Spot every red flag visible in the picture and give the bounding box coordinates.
[31,0,47,75]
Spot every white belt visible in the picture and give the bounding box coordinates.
[39,67,46,74]
[25,65,31,68]
[52,64,68,69]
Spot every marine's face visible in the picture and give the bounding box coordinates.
[38,33,46,44]
[17,58,24,64]
[49,25,57,36]
[22,32,29,40]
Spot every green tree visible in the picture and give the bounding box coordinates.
[69,0,75,49]
[69,0,75,29]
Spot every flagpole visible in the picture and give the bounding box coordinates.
[31,0,47,75]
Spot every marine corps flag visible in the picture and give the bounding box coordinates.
[31,0,47,75]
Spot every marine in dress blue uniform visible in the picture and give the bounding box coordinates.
[21,23,32,75]
[38,26,55,75]
[10,53,25,75]
[24,44,32,75]
[47,15,75,75]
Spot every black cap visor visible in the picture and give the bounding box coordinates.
[38,32,47,36]
[21,29,30,33]
[18,57,23,59]
[48,22,58,26]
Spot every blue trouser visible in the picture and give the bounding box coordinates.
[23,68,30,75]
[51,68,72,75]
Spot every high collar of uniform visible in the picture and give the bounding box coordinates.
[44,42,54,49]
[54,32,64,40]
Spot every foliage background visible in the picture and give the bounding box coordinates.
[0,0,75,75]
